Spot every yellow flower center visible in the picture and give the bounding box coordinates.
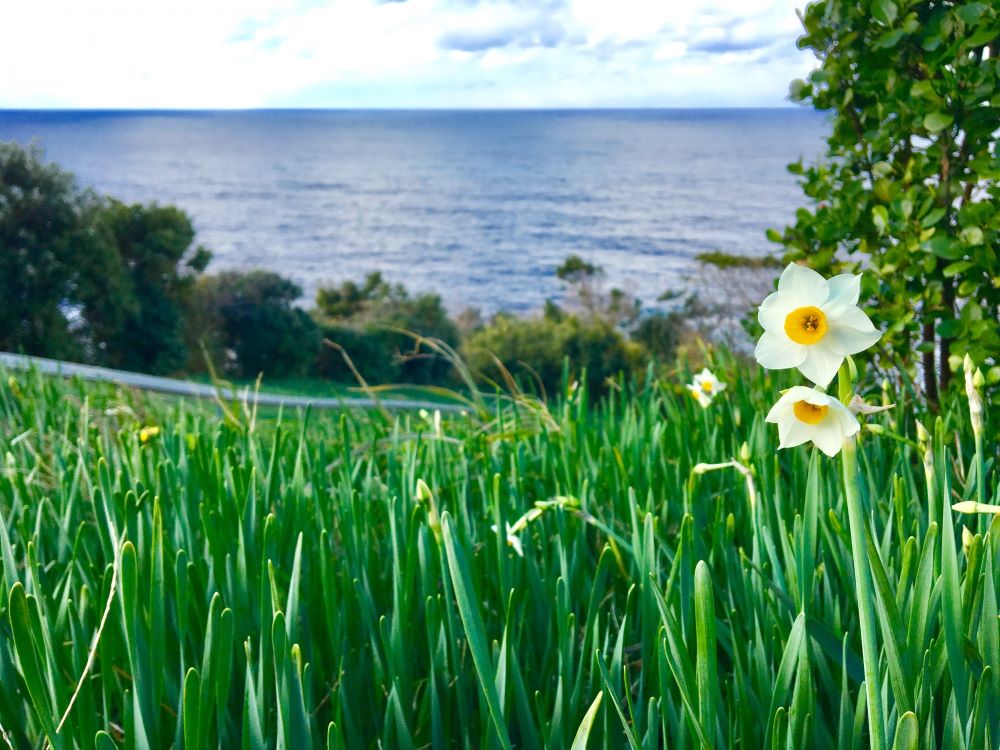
[793,400,829,425]
[784,306,828,345]
[701,382,713,393]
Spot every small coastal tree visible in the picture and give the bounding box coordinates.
[95,201,212,374]
[0,142,127,360]
[771,0,999,404]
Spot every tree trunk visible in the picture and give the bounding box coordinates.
[939,277,955,395]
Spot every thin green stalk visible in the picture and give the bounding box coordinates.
[840,435,887,750]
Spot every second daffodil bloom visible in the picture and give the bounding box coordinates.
[755,263,881,387]
[686,384,712,409]
[765,386,860,457]
[692,368,726,398]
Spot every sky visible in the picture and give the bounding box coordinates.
[0,0,815,109]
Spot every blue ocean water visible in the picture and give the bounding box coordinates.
[0,109,826,313]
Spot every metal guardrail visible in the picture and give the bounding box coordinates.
[0,352,463,412]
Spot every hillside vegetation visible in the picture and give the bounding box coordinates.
[0,353,994,749]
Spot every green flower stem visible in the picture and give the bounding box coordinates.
[839,362,887,750]
[841,436,887,750]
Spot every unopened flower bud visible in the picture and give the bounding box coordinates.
[952,500,1000,514]
[739,442,751,463]
[964,361,984,438]
[865,423,885,435]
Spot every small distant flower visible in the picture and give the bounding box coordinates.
[692,368,726,398]
[686,384,712,409]
[139,426,160,443]
[755,263,881,388]
[765,386,860,457]
[491,523,524,557]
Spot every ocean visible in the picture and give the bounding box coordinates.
[0,109,827,314]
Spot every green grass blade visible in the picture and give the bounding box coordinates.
[440,512,513,750]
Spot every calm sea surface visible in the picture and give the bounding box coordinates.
[0,109,826,313]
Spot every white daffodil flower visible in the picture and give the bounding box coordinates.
[685,384,712,409]
[765,386,861,457]
[692,368,726,397]
[755,263,881,388]
[490,523,524,557]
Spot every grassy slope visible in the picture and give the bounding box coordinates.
[0,358,995,749]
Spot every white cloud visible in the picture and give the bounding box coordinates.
[0,0,814,108]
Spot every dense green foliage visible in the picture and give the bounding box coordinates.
[95,201,212,374]
[0,142,688,390]
[0,143,125,361]
[0,143,210,375]
[316,272,461,385]
[189,271,320,379]
[463,308,642,398]
[772,0,1000,402]
[0,353,994,748]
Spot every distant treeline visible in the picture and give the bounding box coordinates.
[1,141,768,396]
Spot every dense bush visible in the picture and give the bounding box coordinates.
[0,142,210,374]
[631,310,686,363]
[463,306,641,398]
[315,272,460,385]
[772,0,1000,402]
[189,270,320,378]
[94,201,211,374]
[0,142,125,361]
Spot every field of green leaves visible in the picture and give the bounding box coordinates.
[0,354,995,749]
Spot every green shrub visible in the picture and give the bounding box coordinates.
[631,311,686,363]
[0,142,132,362]
[315,322,398,383]
[93,200,211,374]
[773,0,1000,402]
[0,142,212,374]
[315,273,460,385]
[464,310,641,398]
[189,270,319,378]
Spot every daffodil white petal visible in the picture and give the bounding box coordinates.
[798,345,844,388]
[758,291,797,330]
[793,386,831,406]
[825,274,862,308]
[508,535,524,557]
[811,419,846,456]
[833,407,862,437]
[779,418,814,448]
[830,305,879,333]
[764,398,791,424]
[826,326,882,356]
[755,330,806,370]
[777,263,830,303]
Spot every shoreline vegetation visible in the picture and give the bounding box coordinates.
[0,140,780,400]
